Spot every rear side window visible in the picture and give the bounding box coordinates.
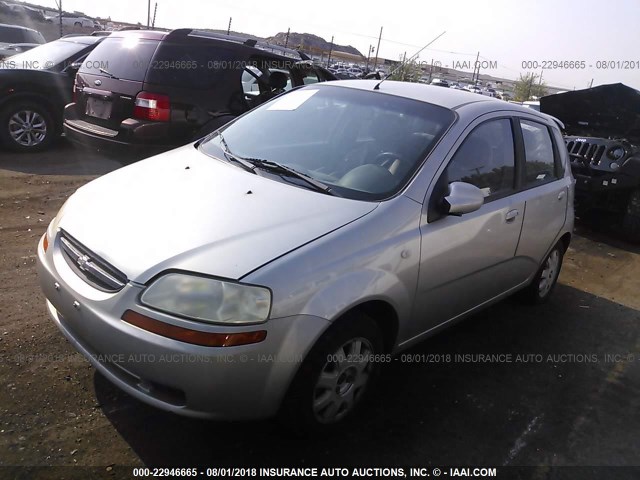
[445,119,515,199]
[79,37,159,81]
[146,41,246,89]
[520,119,557,186]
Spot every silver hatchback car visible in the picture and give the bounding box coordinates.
[37,80,574,431]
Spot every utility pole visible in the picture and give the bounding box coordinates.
[472,51,480,84]
[366,45,373,71]
[54,0,63,37]
[227,17,232,35]
[539,70,543,85]
[151,2,157,28]
[284,28,290,48]
[326,35,334,67]
[147,0,150,29]
[373,26,383,71]
[428,58,434,82]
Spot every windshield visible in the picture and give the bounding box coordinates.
[200,84,455,200]
[1,40,87,69]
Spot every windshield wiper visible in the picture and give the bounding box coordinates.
[98,67,119,80]
[247,158,339,196]
[217,133,257,174]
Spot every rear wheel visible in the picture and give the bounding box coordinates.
[519,242,564,304]
[279,312,383,434]
[622,188,640,242]
[74,21,82,27]
[0,102,56,152]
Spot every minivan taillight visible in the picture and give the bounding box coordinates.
[133,92,170,122]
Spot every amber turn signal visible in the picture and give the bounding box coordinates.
[121,310,267,347]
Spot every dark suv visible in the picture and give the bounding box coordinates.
[63,29,336,157]
[541,83,640,241]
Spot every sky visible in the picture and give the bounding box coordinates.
[53,0,640,90]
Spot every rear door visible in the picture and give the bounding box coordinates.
[75,35,160,131]
[514,118,568,263]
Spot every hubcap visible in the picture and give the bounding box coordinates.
[8,110,47,147]
[313,337,374,424]
[538,249,560,297]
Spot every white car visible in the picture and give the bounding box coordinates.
[45,14,94,28]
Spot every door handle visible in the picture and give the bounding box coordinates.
[558,191,566,201]
[505,209,519,222]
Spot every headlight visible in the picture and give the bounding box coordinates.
[607,146,625,161]
[140,273,271,324]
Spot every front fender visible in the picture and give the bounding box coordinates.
[297,269,409,324]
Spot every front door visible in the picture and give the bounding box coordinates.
[409,117,527,341]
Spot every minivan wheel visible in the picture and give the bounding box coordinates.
[279,312,383,434]
[519,243,564,304]
[622,188,640,242]
[0,102,55,152]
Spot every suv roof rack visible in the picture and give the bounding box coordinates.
[166,28,309,61]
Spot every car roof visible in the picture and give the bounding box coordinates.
[108,28,308,62]
[57,35,105,45]
[0,23,40,33]
[326,80,556,120]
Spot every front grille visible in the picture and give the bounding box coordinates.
[59,230,127,293]
[565,139,605,165]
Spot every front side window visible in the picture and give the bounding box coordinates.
[200,85,455,200]
[445,119,515,199]
[520,119,557,186]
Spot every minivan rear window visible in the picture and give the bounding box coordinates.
[79,37,159,82]
[145,41,248,89]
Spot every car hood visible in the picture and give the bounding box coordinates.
[55,144,378,284]
[540,83,640,143]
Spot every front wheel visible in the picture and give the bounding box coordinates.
[0,102,56,152]
[279,312,383,434]
[519,243,564,304]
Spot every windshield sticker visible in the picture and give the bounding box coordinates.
[267,89,319,111]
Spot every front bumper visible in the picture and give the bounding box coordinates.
[36,233,329,420]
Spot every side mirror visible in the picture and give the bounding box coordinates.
[442,181,484,216]
[66,61,83,73]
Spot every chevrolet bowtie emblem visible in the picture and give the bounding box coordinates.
[76,254,90,271]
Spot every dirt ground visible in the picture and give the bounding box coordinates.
[0,141,639,478]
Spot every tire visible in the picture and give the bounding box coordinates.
[0,101,56,152]
[519,242,564,304]
[74,21,82,27]
[279,311,383,434]
[622,189,640,242]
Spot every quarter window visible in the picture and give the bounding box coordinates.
[520,120,557,186]
[445,119,515,199]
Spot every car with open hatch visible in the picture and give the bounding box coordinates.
[63,28,336,158]
[38,80,574,432]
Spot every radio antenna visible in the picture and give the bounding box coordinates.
[374,31,446,90]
